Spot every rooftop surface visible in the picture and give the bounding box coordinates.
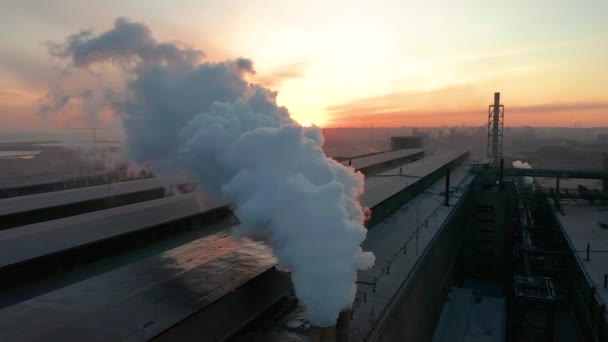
[0,194,226,271]
[0,150,472,341]
[0,177,165,217]
[341,148,425,171]
[553,200,608,306]
[0,169,115,189]
[353,161,474,341]
[0,227,276,341]
[432,287,505,342]
[362,149,468,208]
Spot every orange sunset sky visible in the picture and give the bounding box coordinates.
[1,0,607,130]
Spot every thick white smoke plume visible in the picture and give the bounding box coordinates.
[512,160,534,185]
[49,18,374,326]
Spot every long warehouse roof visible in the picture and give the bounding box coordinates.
[0,194,226,270]
[341,148,425,171]
[362,149,468,208]
[0,230,276,341]
[554,200,608,306]
[0,177,165,217]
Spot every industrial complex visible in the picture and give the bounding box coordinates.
[1,93,608,341]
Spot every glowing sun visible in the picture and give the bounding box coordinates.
[301,118,313,127]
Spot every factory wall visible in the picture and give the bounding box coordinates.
[463,185,510,279]
[377,189,471,341]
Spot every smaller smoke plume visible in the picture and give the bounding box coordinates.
[38,86,71,117]
[512,160,534,185]
[47,17,203,68]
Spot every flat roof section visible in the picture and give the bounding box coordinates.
[0,170,113,189]
[0,230,278,341]
[0,194,226,272]
[362,149,469,209]
[432,287,505,342]
[341,148,425,175]
[554,201,608,305]
[0,177,166,217]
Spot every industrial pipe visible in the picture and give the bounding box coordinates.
[444,168,451,206]
[499,158,504,189]
[603,153,608,194]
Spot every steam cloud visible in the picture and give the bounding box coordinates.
[49,18,375,326]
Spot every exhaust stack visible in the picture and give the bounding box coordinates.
[310,309,350,342]
[335,310,351,342]
[310,325,336,342]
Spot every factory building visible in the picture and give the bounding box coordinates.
[1,93,606,341]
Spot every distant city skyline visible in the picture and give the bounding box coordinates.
[1,0,607,130]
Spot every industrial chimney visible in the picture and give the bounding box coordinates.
[310,325,336,342]
[603,153,608,194]
[310,309,351,342]
[335,310,351,342]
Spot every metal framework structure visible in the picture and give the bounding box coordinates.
[487,92,504,159]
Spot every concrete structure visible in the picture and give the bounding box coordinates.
[0,178,166,229]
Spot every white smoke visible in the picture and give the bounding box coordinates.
[512,160,534,185]
[49,18,374,326]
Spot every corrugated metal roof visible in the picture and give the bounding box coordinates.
[0,194,226,270]
[0,230,276,341]
[362,150,468,208]
[341,148,425,171]
[554,201,608,306]
[0,178,165,216]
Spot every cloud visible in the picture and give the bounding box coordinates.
[325,85,608,127]
[253,61,306,88]
[326,84,486,117]
[510,102,608,114]
[37,86,71,117]
[47,17,204,68]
